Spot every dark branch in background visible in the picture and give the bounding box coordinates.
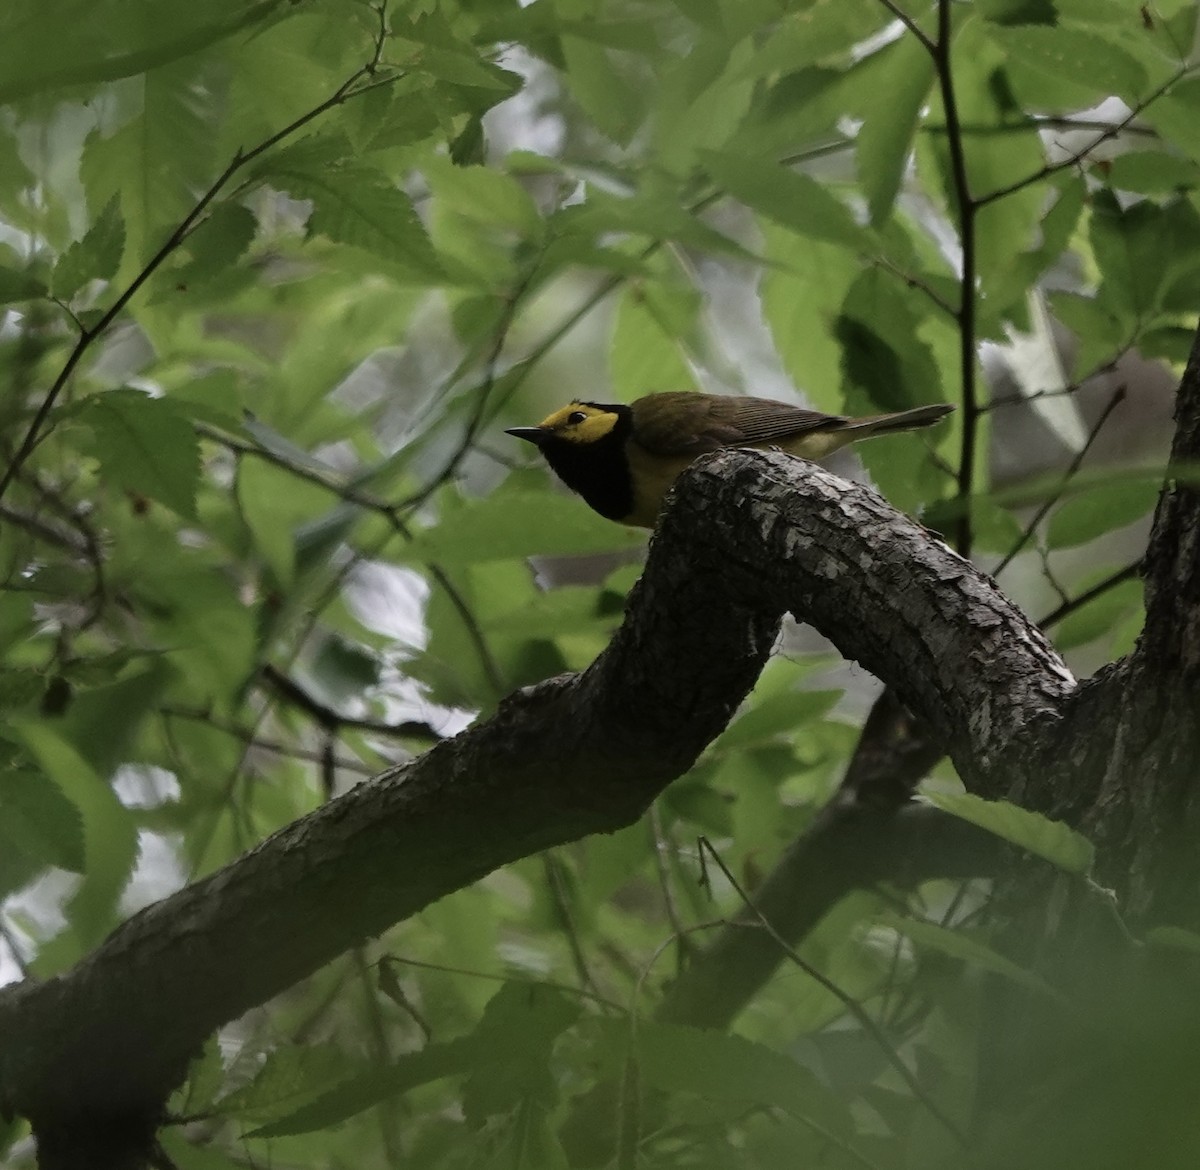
[160,705,382,777]
[981,348,1129,414]
[1036,561,1140,627]
[656,545,1140,1036]
[0,22,403,507]
[258,663,441,743]
[932,0,978,558]
[0,451,1073,1152]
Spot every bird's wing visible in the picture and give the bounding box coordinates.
[633,393,848,455]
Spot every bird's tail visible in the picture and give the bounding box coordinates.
[843,403,954,435]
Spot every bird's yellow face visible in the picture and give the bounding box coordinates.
[534,402,622,445]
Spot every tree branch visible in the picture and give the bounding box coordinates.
[0,452,1075,1154]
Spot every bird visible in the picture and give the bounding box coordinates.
[506,391,953,528]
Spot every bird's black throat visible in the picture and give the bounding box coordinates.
[540,403,634,522]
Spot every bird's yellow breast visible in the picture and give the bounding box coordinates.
[623,433,856,527]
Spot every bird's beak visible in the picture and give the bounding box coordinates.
[505,426,549,447]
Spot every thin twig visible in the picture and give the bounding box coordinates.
[992,385,1127,579]
[877,0,936,52]
[871,255,958,318]
[974,66,1194,209]
[648,804,693,973]
[160,704,381,774]
[697,837,970,1149]
[384,953,623,1013]
[543,852,596,993]
[1037,561,1140,628]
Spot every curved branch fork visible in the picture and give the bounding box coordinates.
[0,450,1075,1148]
[663,450,1077,781]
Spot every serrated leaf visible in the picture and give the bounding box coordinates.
[856,35,935,225]
[12,721,139,953]
[81,58,221,263]
[1047,477,1160,549]
[52,197,125,300]
[58,662,172,780]
[0,768,85,873]
[83,389,200,519]
[700,150,868,249]
[262,142,443,280]
[921,791,1094,873]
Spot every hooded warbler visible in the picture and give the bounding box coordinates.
[507,391,953,528]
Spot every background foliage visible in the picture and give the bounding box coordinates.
[0,0,1197,1165]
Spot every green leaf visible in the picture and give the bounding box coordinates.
[0,264,46,304]
[737,0,890,79]
[216,1045,360,1124]
[561,35,646,146]
[1089,190,1173,321]
[883,913,1064,999]
[987,25,1148,104]
[172,202,257,289]
[249,1038,478,1137]
[0,0,282,104]
[609,282,699,400]
[699,150,868,249]
[81,58,222,263]
[310,633,380,705]
[52,197,125,300]
[12,721,139,955]
[1055,575,1142,652]
[715,689,841,750]
[856,35,935,225]
[921,790,1095,873]
[0,768,86,873]
[463,983,580,1122]
[615,1020,849,1130]
[82,389,201,519]
[760,222,861,416]
[1108,151,1200,195]
[257,137,443,281]
[1046,477,1160,549]
[58,662,172,779]
[403,490,643,566]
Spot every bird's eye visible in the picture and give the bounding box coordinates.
[566,410,588,425]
